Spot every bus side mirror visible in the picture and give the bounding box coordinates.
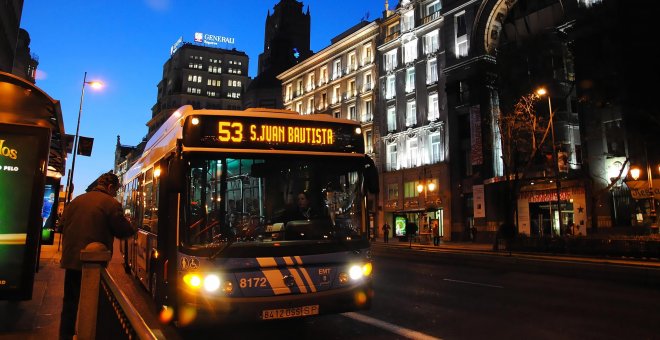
[168,157,185,193]
[364,156,379,194]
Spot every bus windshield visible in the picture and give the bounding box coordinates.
[181,156,366,252]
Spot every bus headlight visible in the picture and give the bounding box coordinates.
[203,274,221,292]
[340,263,373,284]
[183,273,202,289]
[183,273,226,293]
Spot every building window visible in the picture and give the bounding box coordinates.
[296,102,303,114]
[365,130,373,154]
[404,181,420,198]
[364,72,373,91]
[406,67,415,93]
[334,111,341,119]
[387,106,397,131]
[307,73,315,91]
[402,11,415,31]
[403,39,418,64]
[308,97,315,115]
[428,93,439,121]
[333,85,341,104]
[333,59,342,80]
[426,0,441,17]
[424,31,439,54]
[387,183,399,200]
[319,67,328,85]
[296,79,303,96]
[430,132,441,163]
[406,100,417,127]
[285,84,292,101]
[455,12,468,57]
[362,100,373,122]
[407,137,419,168]
[387,143,398,171]
[386,75,396,99]
[348,80,356,98]
[362,45,372,65]
[427,58,438,84]
[603,119,625,156]
[459,80,469,103]
[348,52,357,72]
[384,49,398,72]
[349,105,357,121]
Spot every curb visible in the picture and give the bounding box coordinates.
[371,243,660,286]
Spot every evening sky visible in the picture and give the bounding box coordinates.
[20,0,390,197]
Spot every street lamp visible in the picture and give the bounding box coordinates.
[536,87,563,236]
[64,72,103,204]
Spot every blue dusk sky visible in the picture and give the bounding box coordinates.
[20,0,392,198]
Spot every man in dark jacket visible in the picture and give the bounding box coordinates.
[59,172,135,340]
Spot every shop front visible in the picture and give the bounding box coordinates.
[517,183,588,237]
[381,164,451,242]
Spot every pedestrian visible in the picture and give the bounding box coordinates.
[382,222,391,243]
[471,226,477,242]
[432,221,440,246]
[59,172,135,340]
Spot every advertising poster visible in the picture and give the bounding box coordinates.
[0,123,50,300]
[40,179,59,245]
[394,216,407,237]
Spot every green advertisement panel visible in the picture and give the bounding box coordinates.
[0,123,50,300]
[394,216,407,237]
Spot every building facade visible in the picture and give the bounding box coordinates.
[244,0,313,109]
[148,43,249,137]
[377,0,451,242]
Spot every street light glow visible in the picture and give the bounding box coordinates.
[630,167,641,181]
[536,88,547,96]
[87,81,103,89]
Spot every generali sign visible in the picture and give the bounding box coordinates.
[194,32,235,46]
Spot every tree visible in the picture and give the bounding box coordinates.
[496,92,554,233]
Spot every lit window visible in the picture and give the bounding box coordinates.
[455,12,468,57]
[424,31,439,54]
[384,49,397,72]
[404,39,418,63]
[387,143,398,171]
[407,137,418,168]
[427,58,438,84]
[428,93,439,121]
[387,106,397,131]
[406,68,415,93]
[430,132,441,163]
[406,100,417,127]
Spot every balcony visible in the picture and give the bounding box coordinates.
[384,31,400,43]
[422,11,441,25]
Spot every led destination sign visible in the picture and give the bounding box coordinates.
[183,115,363,154]
[218,121,334,145]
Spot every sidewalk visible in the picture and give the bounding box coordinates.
[0,234,63,340]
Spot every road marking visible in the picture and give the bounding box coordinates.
[443,278,503,289]
[342,312,442,340]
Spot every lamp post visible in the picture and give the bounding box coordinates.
[537,87,563,236]
[416,170,437,247]
[64,72,102,204]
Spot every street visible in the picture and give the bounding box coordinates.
[107,248,660,340]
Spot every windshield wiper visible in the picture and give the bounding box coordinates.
[209,238,235,259]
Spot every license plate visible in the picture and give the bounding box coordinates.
[261,305,319,320]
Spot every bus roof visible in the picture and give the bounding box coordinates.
[123,106,363,183]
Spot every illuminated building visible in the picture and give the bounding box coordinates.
[147,43,249,137]
[377,0,449,241]
[278,19,380,230]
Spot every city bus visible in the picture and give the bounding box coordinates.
[121,105,378,325]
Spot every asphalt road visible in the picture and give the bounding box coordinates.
[106,246,660,340]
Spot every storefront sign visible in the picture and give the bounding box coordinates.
[627,180,660,199]
[0,123,50,300]
[519,187,584,203]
